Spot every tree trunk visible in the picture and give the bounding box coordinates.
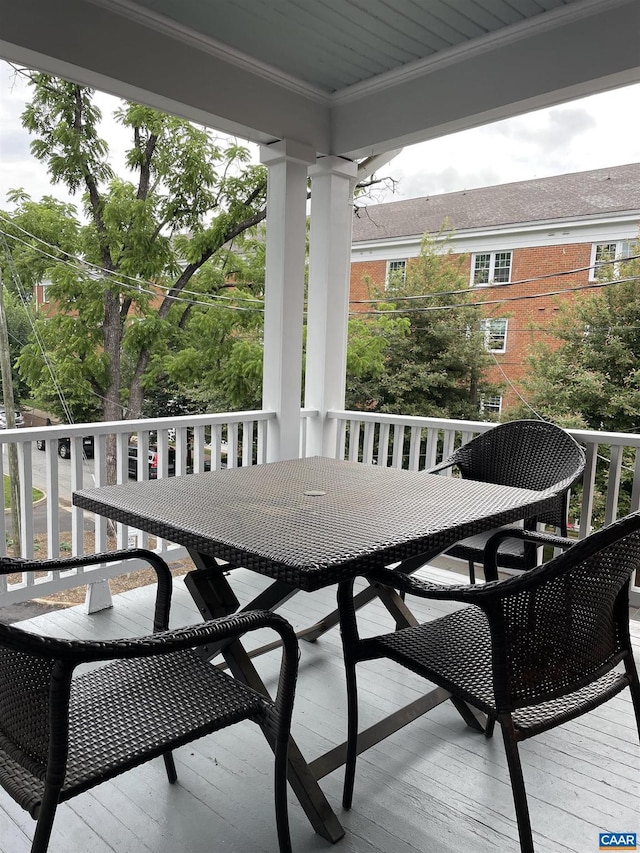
[127,350,151,420]
[103,291,125,484]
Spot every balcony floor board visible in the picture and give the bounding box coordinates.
[1,566,638,853]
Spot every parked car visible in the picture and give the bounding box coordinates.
[0,407,24,428]
[36,435,95,459]
[128,445,176,479]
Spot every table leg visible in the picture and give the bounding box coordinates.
[185,553,345,843]
[302,546,450,641]
[302,582,390,641]
[309,687,452,779]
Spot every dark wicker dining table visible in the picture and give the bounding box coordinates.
[74,455,561,843]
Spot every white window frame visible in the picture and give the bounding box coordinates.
[386,259,407,287]
[589,240,633,281]
[471,251,512,287]
[481,318,508,353]
[480,394,503,415]
[40,279,52,305]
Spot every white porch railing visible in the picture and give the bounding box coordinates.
[329,410,640,602]
[0,410,275,607]
[1,408,639,608]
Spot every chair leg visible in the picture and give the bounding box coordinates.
[163,751,178,783]
[467,559,476,584]
[31,787,60,853]
[342,658,359,810]
[484,716,496,739]
[500,719,535,853]
[274,737,293,853]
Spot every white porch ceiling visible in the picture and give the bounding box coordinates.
[1,0,639,158]
[124,0,577,94]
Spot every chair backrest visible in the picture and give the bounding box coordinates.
[0,560,70,774]
[488,511,640,710]
[452,420,585,528]
[0,643,55,769]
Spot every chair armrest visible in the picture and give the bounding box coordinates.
[337,568,481,649]
[343,516,637,636]
[483,528,575,581]
[0,549,173,632]
[352,566,480,603]
[4,607,292,660]
[1,609,299,740]
[425,457,455,475]
[0,548,172,576]
[338,547,596,650]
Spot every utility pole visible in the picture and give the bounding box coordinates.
[0,267,21,554]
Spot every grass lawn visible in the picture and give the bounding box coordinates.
[3,475,44,508]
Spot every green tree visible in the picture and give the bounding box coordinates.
[4,71,392,437]
[1,290,34,403]
[6,72,268,436]
[517,246,640,431]
[514,243,640,524]
[346,233,499,418]
[144,235,267,415]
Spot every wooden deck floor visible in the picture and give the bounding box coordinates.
[1,566,638,853]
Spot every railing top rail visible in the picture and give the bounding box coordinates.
[328,410,640,447]
[0,410,277,444]
[565,427,640,447]
[328,410,492,431]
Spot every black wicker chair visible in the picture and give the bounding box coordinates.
[0,549,299,853]
[429,419,585,582]
[338,512,640,853]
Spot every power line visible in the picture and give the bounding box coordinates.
[8,209,638,315]
[350,275,640,315]
[0,224,266,417]
[0,234,75,425]
[489,352,543,420]
[349,253,640,305]
[0,226,264,313]
[0,218,265,313]
[487,353,637,474]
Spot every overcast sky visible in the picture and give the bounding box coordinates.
[381,82,640,202]
[1,58,639,212]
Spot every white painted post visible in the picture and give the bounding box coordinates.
[260,139,315,462]
[305,156,357,458]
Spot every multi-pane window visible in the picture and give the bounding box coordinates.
[590,240,633,280]
[493,252,512,282]
[40,279,52,305]
[386,259,407,287]
[480,394,502,415]
[471,251,512,286]
[481,318,508,353]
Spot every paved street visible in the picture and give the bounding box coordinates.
[28,441,98,495]
[1,443,96,622]
[4,442,96,534]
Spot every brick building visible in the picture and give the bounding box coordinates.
[350,163,640,415]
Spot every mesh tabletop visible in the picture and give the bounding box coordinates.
[74,456,558,592]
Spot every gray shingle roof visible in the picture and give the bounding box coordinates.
[352,163,640,242]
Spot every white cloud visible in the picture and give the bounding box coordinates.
[375,83,640,202]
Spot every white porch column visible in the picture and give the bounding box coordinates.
[260,139,315,462]
[305,156,358,457]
